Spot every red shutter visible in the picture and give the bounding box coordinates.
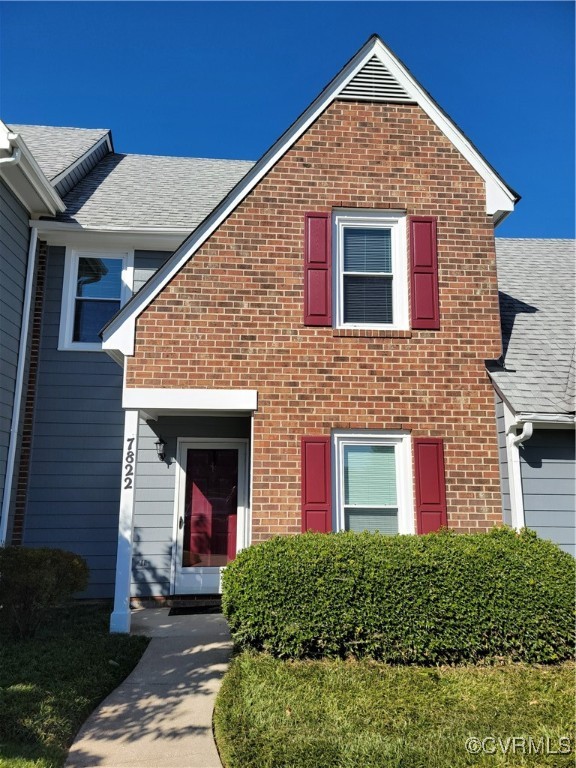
[301,436,332,532]
[304,212,332,326]
[410,216,439,330]
[413,437,447,534]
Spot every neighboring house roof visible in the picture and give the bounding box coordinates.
[491,238,576,417]
[102,33,519,358]
[51,152,254,231]
[8,124,109,181]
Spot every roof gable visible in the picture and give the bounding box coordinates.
[340,55,413,102]
[103,34,519,359]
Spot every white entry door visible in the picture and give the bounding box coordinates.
[173,439,249,594]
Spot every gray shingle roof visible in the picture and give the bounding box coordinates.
[52,152,254,230]
[9,124,109,181]
[491,238,575,416]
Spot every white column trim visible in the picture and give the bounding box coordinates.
[110,409,139,633]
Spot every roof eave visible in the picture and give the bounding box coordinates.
[31,220,190,251]
[0,127,65,215]
[515,412,575,425]
[488,374,575,425]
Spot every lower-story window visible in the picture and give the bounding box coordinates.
[333,431,414,535]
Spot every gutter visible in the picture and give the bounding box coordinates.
[515,412,575,425]
[0,144,21,167]
[0,227,38,546]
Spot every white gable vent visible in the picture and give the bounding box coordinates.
[339,56,414,103]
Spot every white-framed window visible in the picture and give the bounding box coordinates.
[333,210,408,330]
[58,249,134,351]
[333,431,414,535]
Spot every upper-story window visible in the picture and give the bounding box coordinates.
[58,249,133,351]
[333,210,408,330]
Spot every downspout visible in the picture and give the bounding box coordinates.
[0,226,38,546]
[506,421,533,531]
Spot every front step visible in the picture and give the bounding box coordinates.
[169,595,222,609]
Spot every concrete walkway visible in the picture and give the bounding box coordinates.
[65,608,232,768]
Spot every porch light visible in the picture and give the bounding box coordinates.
[155,437,166,461]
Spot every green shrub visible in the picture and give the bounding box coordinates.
[222,528,575,664]
[0,547,89,638]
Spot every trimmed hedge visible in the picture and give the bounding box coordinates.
[0,546,89,638]
[222,528,575,664]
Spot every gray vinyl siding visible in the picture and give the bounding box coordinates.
[520,429,575,556]
[494,394,511,525]
[54,139,109,197]
[132,416,251,597]
[133,250,171,293]
[0,180,30,528]
[23,246,171,597]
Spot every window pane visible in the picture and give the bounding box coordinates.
[73,299,120,343]
[345,508,398,535]
[77,258,123,299]
[344,228,391,272]
[344,445,397,506]
[344,276,393,324]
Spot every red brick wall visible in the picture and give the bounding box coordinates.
[127,101,503,535]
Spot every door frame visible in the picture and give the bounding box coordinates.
[171,437,250,594]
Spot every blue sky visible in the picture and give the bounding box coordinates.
[0,2,573,237]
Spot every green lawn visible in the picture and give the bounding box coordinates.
[214,653,575,768]
[0,604,148,768]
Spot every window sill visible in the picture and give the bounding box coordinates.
[332,329,412,339]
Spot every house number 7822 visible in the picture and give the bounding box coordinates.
[124,437,135,490]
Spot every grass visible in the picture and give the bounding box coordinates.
[0,603,149,768]
[214,652,575,768]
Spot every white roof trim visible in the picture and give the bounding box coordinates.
[32,220,189,251]
[122,388,258,412]
[516,413,575,425]
[0,120,65,215]
[102,34,518,358]
[50,133,112,186]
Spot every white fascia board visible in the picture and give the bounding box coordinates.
[50,134,111,187]
[102,35,516,358]
[122,388,258,412]
[32,220,189,252]
[370,39,516,216]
